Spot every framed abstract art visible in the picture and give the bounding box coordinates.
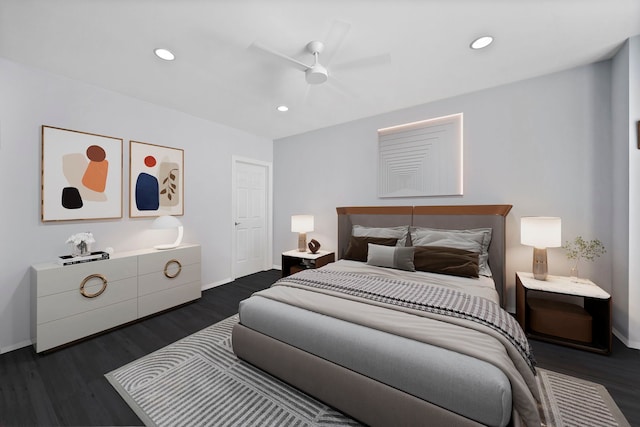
[377,113,463,198]
[41,126,123,222]
[129,141,184,217]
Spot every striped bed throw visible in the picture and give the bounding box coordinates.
[279,269,536,373]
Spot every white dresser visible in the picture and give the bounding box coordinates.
[31,244,201,352]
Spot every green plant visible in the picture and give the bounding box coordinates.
[563,236,606,262]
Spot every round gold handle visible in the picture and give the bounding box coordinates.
[164,259,182,278]
[79,274,108,298]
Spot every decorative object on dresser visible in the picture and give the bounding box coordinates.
[41,125,123,222]
[151,215,184,249]
[308,238,321,254]
[57,251,109,266]
[281,249,334,277]
[291,214,314,252]
[31,244,201,352]
[520,216,562,280]
[66,231,95,257]
[516,271,612,354]
[129,140,184,218]
[563,235,606,282]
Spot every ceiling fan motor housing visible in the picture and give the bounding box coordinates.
[305,64,328,84]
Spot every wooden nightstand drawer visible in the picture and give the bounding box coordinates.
[528,297,592,343]
[281,250,335,277]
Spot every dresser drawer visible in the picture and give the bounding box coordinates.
[138,281,201,318]
[36,276,137,324]
[33,257,138,297]
[138,245,200,275]
[35,299,137,352]
[138,263,201,296]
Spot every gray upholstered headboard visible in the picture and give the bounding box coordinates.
[336,205,512,307]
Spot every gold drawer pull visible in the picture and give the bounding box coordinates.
[79,274,108,298]
[164,259,182,278]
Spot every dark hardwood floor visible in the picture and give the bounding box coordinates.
[1,269,638,426]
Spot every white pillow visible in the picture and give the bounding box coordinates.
[352,225,409,247]
[410,227,493,276]
[366,244,415,271]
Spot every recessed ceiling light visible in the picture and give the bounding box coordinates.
[470,36,494,50]
[277,105,289,112]
[154,48,175,61]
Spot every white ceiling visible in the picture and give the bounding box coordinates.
[1,0,639,140]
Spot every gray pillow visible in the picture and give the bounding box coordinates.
[366,244,416,271]
[353,225,409,247]
[410,227,493,276]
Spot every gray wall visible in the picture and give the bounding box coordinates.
[0,57,273,353]
[610,35,640,349]
[630,36,640,348]
[274,62,614,314]
[611,41,631,342]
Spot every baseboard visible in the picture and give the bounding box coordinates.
[613,328,640,350]
[202,278,233,291]
[1,339,33,354]
[273,264,282,270]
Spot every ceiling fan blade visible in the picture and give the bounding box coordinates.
[249,42,310,71]
[326,75,358,99]
[322,20,351,66]
[332,53,392,72]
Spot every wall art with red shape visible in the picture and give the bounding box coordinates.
[129,140,184,218]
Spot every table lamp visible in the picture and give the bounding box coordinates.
[291,215,314,252]
[151,215,183,249]
[521,216,561,280]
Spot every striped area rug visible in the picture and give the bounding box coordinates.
[106,315,630,427]
[537,369,630,427]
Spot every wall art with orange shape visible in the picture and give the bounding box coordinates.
[129,140,184,218]
[41,126,123,222]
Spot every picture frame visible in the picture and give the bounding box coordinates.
[129,140,184,217]
[377,113,463,198]
[41,126,123,222]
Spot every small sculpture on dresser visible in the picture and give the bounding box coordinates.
[66,232,95,257]
[308,239,321,254]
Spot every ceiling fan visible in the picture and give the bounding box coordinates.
[251,39,331,85]
[249,21,390,101]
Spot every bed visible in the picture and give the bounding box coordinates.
[232,205,542,427]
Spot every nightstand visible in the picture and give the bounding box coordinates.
[281,250,335,277]
[516,272,611,354]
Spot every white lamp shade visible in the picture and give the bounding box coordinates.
[521,217,561,248]
[291,215,314,233]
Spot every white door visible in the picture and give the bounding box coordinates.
[232,157,272,279]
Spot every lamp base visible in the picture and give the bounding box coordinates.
[153,226,183,251]
[532,247,548,280]
[297,232,307,252]
[154,243,178,250]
